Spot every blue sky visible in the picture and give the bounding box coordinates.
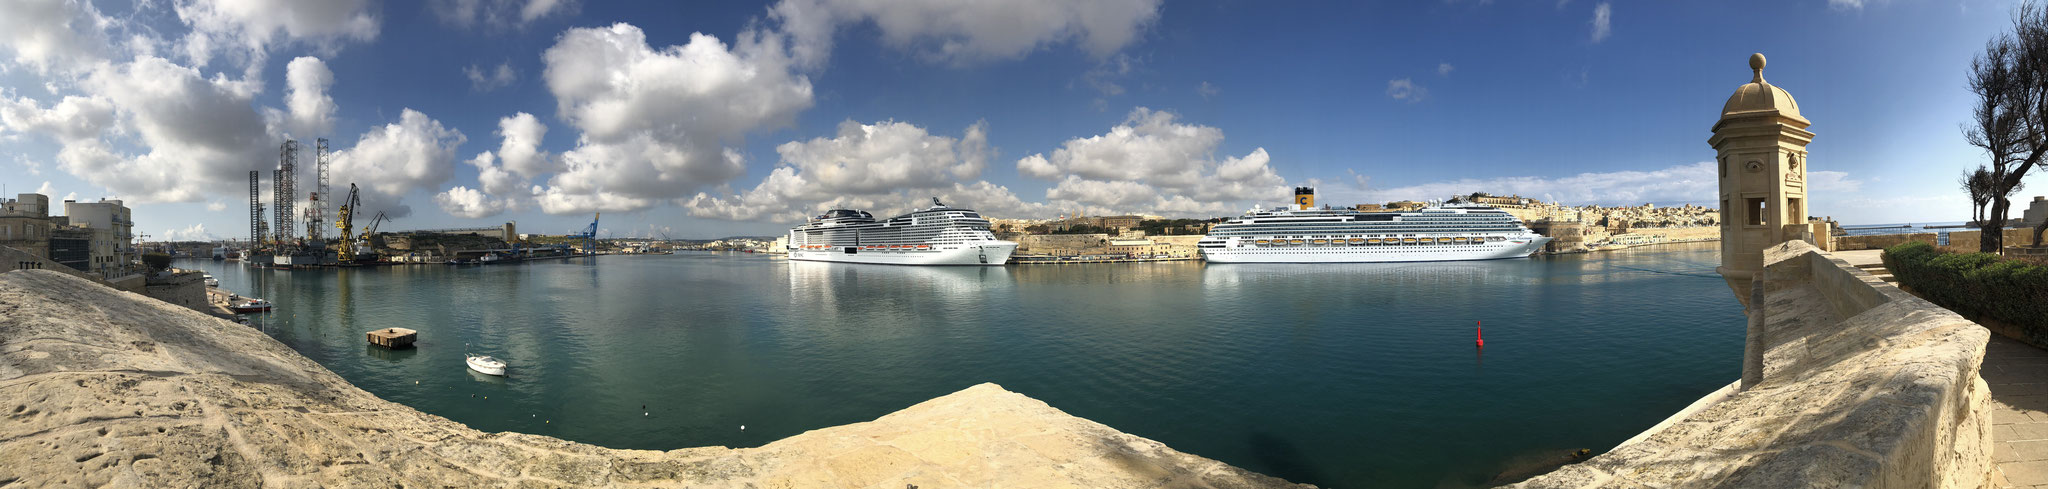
[0,0,2026,240]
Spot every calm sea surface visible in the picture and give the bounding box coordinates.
[177,242,1743,488]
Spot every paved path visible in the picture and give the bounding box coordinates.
[1991,334,2048,489]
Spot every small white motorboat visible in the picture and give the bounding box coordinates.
[203,274,219,287]
[466,353,506,376]
[229,298,272,314]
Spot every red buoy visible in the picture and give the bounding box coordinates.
[1476,321,1484,348]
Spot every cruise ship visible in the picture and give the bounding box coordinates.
[1197,188,1551,263]
[786,199,1018,266]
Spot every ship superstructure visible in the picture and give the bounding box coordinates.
[787,199,1018,266]
[1196,188,1551,263]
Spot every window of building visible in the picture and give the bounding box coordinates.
[1786,197,1803,224]
[1745,198,1766,226]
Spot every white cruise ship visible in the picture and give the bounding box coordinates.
[1197,187,1551,263]
[787,199,1018,266]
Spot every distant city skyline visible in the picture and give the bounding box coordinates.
[0,0,2029,239]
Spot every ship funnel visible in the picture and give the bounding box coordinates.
[1294,187,1316,210]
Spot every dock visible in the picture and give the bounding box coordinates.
[366,328,417,349]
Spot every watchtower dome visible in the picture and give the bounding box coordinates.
[1710,53,1815,304]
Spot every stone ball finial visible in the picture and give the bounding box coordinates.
[1750,53,1766,83]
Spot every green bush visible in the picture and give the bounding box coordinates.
[1883,241,2048,345]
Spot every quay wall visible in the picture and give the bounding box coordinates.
[1515,240,1993,488]
[0,269,1310,488]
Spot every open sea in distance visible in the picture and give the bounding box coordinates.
[179,241,1744,488]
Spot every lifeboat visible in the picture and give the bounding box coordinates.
[1453,237,1469,243]
[1367,239,1382,244]
[1289,239,1306,245]
[1255,240,1271,245]
[1435,237,1452,243]
[1348,238,1365,245]
[1402,238,1417,244]
[1310,239,1328,245]
[916,244,930,249]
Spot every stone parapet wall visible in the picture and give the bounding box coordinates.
[0,269,1309,488]
[141,270,208,313]
[1836,228,2036,252]
[1515,240,1993,488]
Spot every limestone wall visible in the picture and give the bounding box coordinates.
[1835,228,2037,252]
[1017,233,1111,255]
[1515,240,1993,488]
[141,269,208,313]
[0,269,1310,488]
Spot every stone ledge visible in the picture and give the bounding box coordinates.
[0,269,1311,488]
[1515,240,1994,489]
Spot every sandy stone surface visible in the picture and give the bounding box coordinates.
[1513,241,1994,489]
[0,270,1311,488]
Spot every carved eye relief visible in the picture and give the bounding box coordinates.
[1745,161,1764,172]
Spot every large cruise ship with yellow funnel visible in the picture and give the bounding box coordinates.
[1196,187,1550,263]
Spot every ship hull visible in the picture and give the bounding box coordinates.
[1202,238,1550,264]
[788,242,1017,266]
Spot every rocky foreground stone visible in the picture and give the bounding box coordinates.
[0,270,1310,488]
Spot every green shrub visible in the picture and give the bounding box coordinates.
[1883,241,2048,345]
[141,253,171,272]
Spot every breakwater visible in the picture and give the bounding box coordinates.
[0,269,1307,487]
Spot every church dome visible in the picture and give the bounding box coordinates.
[1721,53,1802,119]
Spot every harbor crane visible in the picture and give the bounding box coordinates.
[568,213,599,255]
[334,184,362,262]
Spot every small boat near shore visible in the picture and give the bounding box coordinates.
[466,353,506,376]
[230,298,272,314]
[203,274,218,287]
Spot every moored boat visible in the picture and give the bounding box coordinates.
[466,354,507,376]
[230,298,272,314]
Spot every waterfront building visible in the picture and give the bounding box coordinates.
[63,198,137,278]
[0,193,53,259]
[1709,53,1813,301]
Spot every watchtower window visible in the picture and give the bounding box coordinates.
[1786,197,1803,224]
[1745,198,1766,226]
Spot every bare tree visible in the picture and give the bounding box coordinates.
[1963,3,2048,252]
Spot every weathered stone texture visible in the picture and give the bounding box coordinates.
[1515,240,1995,488]
[0,269,1310,488]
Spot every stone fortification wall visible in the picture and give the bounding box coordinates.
[1516,240,1992,488]
[0,270,1309,488]
[1017,233,1110,254]
[1616,225,1718,242]
[1835,228,2035,252]
[141,270,207,313]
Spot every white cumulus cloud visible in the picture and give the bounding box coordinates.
[171,0,379,72]
[284,56,335,138]
[1015,107,1287,217]
[769,0,1162,68]
[1590,2,1612,43]
[430,0,575,28]
[535,22,814,215]
[162,223,215,241]
[434,185,508,218]
[685,120,1027,222]
[1387,78,1426,102]
[330,109,467,218]
[464,62,516,92]
[1316,161,1870,208]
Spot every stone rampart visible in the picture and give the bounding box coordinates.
[0,269,1309,488]
[1017,233,1111,254]
[1515,240,1992,488]
[1835,228,2036,252]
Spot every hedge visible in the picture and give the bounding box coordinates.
[1882,241,2048,346]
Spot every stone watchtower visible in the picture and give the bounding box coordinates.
[1710,53,1814,304]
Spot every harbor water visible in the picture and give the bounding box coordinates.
[179,242,1744,488]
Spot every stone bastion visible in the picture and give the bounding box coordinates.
[0,269,1309,488]
[1515,240,1994,488]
